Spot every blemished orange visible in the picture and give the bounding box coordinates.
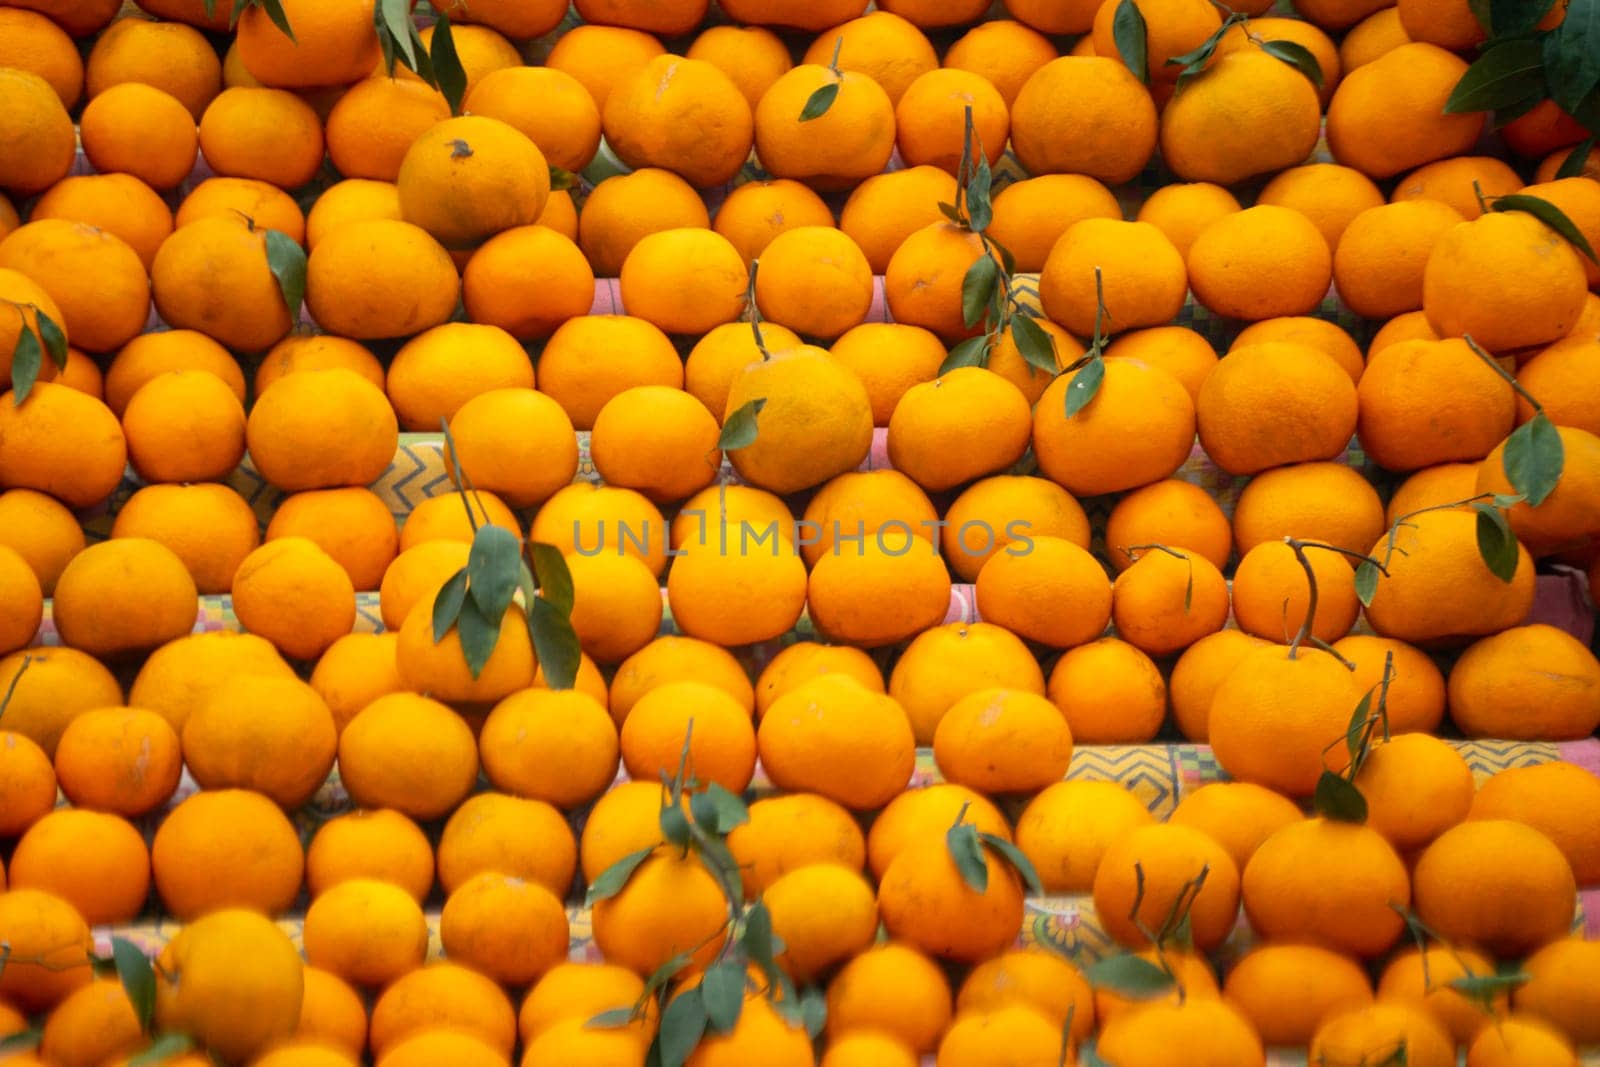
[31,172,173,272]
[0,220,149,355]
[150,788,305,919]
[802,10,937,106]
[1196,343,1357,476]
[976,536,1112,649]
[727,792,865,898]
[1332,634,1447,734]
[1168,781,1303,871]
[754,64,897,190]
[1233,461,1387,557]
[0,69,75,197]
[604,55,752,190]
[397,115,549,251]
[463,226,595,342]
[1159,49,1321,186]
[1010,57,1157,184]
[1224,943,1373,1049]
[1188,206,1332,321]
[686,24,793,110]
[1209,645,1361,797]
[620,679,757,792]
[1258,164,1385,253]
[759,675,916,809]
[1094,822,1241,952]
[879,829,1025,964]
[177,175,304,242]
[1356,733,1476,853]
[1168,630,1271,742]
[368,960,518,1058]
[305,878,429,990]
[1471,762,1600,886]
[867,782,1013,880]
[1327,43,1483,179]
[1105,478,1232,572]
[1047,636,1168,744]
[1042,219,1187,338]
[1112,547,1231,656]
[883,221,986,343]
[51,539,197,660]
[1134,181,1242,261]
[1449,624,1600,740]
[889,622,1047,744]
[53,706,182,818]
[944,18,1059,106]
[1242,817,1411,958]
[933,687,1073,795]
[339,693,480,820]
[305,219,460,340]
[306,807,435,903]
[322,77,450,183]
[825,942,953,1055]
[1232,539,1361,645]
[1413,820,1577,958]
[182,673,337,808]
[839,166,958,275]
[765,862,880,981]
[1033,359,1197,497]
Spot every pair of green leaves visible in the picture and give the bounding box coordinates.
[376,3,469,115]
[946,807,1044,896]
[1113,1,1323,89]
[5,305,66,406]
[220,0,294,39]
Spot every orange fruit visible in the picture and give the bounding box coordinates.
[1364,508,1536,645]
[176,175,304,241]
[727,792,864,897]
[231,537,355,662]
[592,849,731,977]
[888,368,1031,492]
[753,64,897,191]
[306,807,434,903]
[518,961,652,1046]
[246,367,398,491]
[374,1030,509,1067]
[1468,1016,1581,1067]
[537,314,684,431]
[235,0,378,88]
[398,23,521,94]
[264,487,398,593]
[826,324,948,427]
[1478,426,1600,556]
[1168,630,1271,742]
[1230,316,1364,385]
[838,165,957,275]
[0,268,65,394]
[667,524,807,646]
[822,1032,918,1067]
[369,960,517,1058]
[1040,218,1187,338]
[151,788,305,919]
[806,534,952,647]
[685,991,815,1067]
[578,168,711,278]
[338,692,479,819]
[10,808,149,925]
[1394,155,1522,221]
[197,86,325,190]
[305,218,460,340]
[120,369,246,484]
[387,321,535,432]
[1513,939,1600,1046]
[758,675,915,809]
[883,221,988,343]
[975,536,1112,649]
[867,782,1012,880]
[533,482,670,576]
[620,679,757,793]
[1505,98,1592,161]
[31,172,173,272]
[956,948,1093,1044]
[800,468,936,567]
[1358,337,1514,471]
[944,18,1058,106]
[1101,325,1219,404]
[1159,49,1321,185]
[755,642,882,717]
[825,942,953,1055]
[1412,820,1577,958]
[1033,359,1197,496]
[0,7,83,106]
[895,68,1008,174]
[39,978,143,1067]
[988,174,1120,274]
[463,68,598,176]
[1331,633,1447,734]
[0,220,148,354]
[321,76,450,183]
[889,621,1046,744]
[1312,1005,1456,1067]
[722,345,874,493]
[1209,645,1361,797]
[1134,181,1242,262]
[397,114,548,251]
[1243,817,1410,958]
[753,225,873,341]
[603,55,752,190]
[304,877,429,990]
[151,215,298,353]
[579,780,686,884]
[544,23,665,113]
[1219,16,1340,103]
[1111,546,1230,656]
[1046,636,1168,744]
[1232,461,1386,558]
[1257,164,1385,253]
[933,687,1072,796]
[618,227,747,337]
[0,545,42,656]
[1517,331,1600,438]
[1091,0,1222,82]
[1449,624,1600,740]
[0,68,75,197]
[439,390,574,509]
[1094,822,1241,951]
[1355,732,1476,852]
[1196,342,1357,476]
[480,688,619,811]
[711,180,835,267]
[396,596,535,707]
[126,631,291,735]
[802,11,936,106]
[1096,998,1267,1066]
[0,888,94,1013]
[684,321,803,419]
[1231,539,1360,645]
[1105,478,1231,572]
[764,862,879,981]
[686,24,793,111]
[0,681,73,807]
[1340,6,1414,68]
[182,673,337,807]
[436,791,575,899]
[1010,57,1157,184]
[398,490,521,552]
[104,329,243,416]
[1168,780,1302,871]
[1470,762,1600,886]
[1187,206,1332,321]
[1326,43,1484,179]
[305,179,402,251]
[53,706,182,818]
[52,538,197,659]
[566,550,665,666]
[1224,943,1373,1049]
[879,829,1025,963]
[462,226,594,341]
[1334,201,1465,322]
[151,908,302,1063]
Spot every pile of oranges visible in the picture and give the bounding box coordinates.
[2,0,1600,1062]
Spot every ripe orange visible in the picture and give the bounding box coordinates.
[1470,762,1600,886]
[1232,539,1360,645]
[0,220,149,355]
[1365,508,1536,645]
[1169,781,1302,872]
[753,226,874,341]
[620,679,757,793]
[1197,342,1357,475]
[1356,733,1476,853]
[803,11,937,105]
[0,69,75,197]
[754,64,896,191]
[1233,461,1386,558]
[304,877,429,990]
[1111,547,1230,656]
[10,808,149,925]
[31,172,173,273]
[52,538,197,659]
[867,782,1012,880]
[1102,325,1220,403]
[839,166,957,275]
[1224,943,1373,1049]
[976,536,1113,649]
[944,18,1058,106]
[889,622,1046,744]
[1033,359,1197,496]
[726,792,865,899]
[368,960,517,1058]
[231,537,354,662]
[177,175,304,241]
[480,688,619,811]
[1041,218,1188,338]
[604,55,752,190]
[1160,50,1321,186]
[1479,426,1600,557]
[306,807,435,903]
[895,68,1008,174]
[0,546,42,657]
[1244,817,1410,958]
[1047,636,1167,744]
[236,0,378,88]
[39,979,143,1067]
[987,173,1120,273]
[1257,164,1385,254]
[722,346,874,493]
[183,673,337,808]
[305,219,460,340]
[1514,939,1600,1046]
[1105,479,1231,573]
[151,788,305,919]
[1188,206,1333,321]
[1094,822,1241,951]
[397,115,548,251]
[1449,624,1600,740]
[338,693,480,820]
[322,77,450,183]
[127,631,291,735]
[1168,630,1271,742]
[1010,58,1157,184]
[883,221,987,343]
[888,368,1032,492]
[1327,43,1483,179]
[153,909,303,1064]
[686,24,793,110]
[1413,820,1577,958]
[760,675,915,808]
[1310,1003,1454,1067]
[1468,1016,1581,1067]
[198,86,325,190]
[825,942,953,1055]
[764,862,879,981]
[592,850,731,978]
[1209,645,1361,797]
[54,706,182,818]
[878,823,1027,964]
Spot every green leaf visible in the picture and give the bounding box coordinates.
[981,832,1044,895]
[1545,0,1600,117]
[112,937,156,1031]
[700,961,746,1035]
[1558,135,1597,178]
[430,12,468,116]
[1344,690,1375,765]
[35,310,65,370]
[587,1007,638,1029]
[1491,193,1600,263]
[962,255,1000,330]
[1314,770,1369,823]
[799,80,840,122]
[431,567,469,643]
[939,334,991,375]
[1473,501,1520,583]
[455,593,499,679]
[1449,971,1529,1007]
[1445,37,1544,113]
[1063,357,1105,419]
[378,0,417,72]
[256,0,295,40]
[1354,559,1380,607]
[128,1033,196,1067]
[1165,24,1224,74]
[695,783,749,834]
[466,524,521,622]
[587,846,655,905]
[659,803,691,850]
[938,201,964,225]
[967,154,993,233]
[1011,312,1059,375]
[1491,88,1550,129]
[0,1028,41,1056]
[1113,0,1149,82]
[8,324,42,405]
[1080,1047,1113,1067]
[688,826,745,911]
[1492,0,1558,35]
[527,595,583,691]
[946,822,989,894]
[657,986,708,1067]
[527,541,575,615]
[1084,954,1175,998]
[798,986,827,1039]
[1502,412,1566,507]
[1260,39,1324,89]
[741,900,778,967]
[719,398,766,450]
[263,228,307,322]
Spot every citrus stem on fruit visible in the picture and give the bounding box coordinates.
[746,259,770,361]
[1461,335,1547,415]
[0,654,31,718]
[1283,538,1320,660]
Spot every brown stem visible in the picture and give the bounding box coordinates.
[1298,541,1389,577]
[0,653,32,718]
[1463,335,1545,414]
[746,259,770,361]
[1374,650,1396,743]
[1284,537,1319,660]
